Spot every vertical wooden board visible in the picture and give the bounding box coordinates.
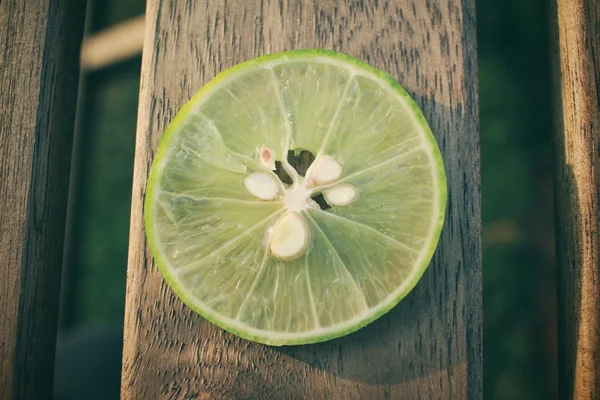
[123,1,481,398]
[0,0,86,399]
[554,0,600,398]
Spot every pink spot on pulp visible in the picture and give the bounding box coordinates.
[262,149,272,161]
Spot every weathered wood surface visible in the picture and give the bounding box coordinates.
[123,0,482,398]
[0,0,86,398]
[554,0,600,398]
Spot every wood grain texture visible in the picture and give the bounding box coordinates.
[0,0,86,398]
[123,1,482,398]
[554,0,600,398]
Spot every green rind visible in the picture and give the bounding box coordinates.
[144,49,447,346]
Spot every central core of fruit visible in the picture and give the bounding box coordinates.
[283,181,315,212]
[243,150,358,261]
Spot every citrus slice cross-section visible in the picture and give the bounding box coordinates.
[145,50,447,346]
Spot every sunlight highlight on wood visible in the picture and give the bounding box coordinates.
[81,15,145,70]
[554,0,600,399]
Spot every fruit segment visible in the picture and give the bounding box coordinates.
[273,62,352,153]
[308,209,418,308]
[237,256,316,333]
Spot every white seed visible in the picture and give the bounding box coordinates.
[323,184,358,206]
[244,172,280,200]
[310,155,342,185]
[270,212,309,260]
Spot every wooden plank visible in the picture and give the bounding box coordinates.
[122,1,482,398]
[554,0,600,398]
[0,1,86,398]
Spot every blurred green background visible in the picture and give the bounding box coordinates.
[56,0,558,399]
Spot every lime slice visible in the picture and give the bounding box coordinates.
[145,50,447,345]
